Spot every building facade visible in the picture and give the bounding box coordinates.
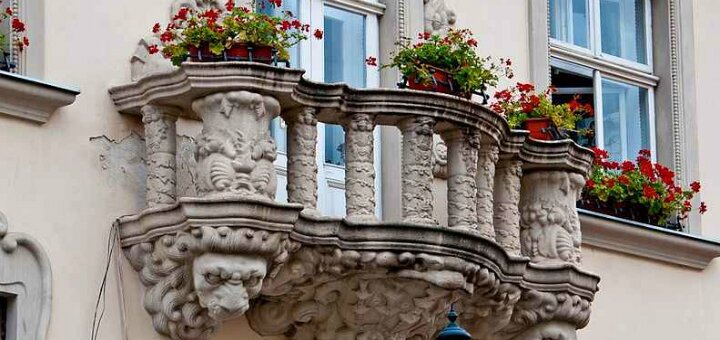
[1,0,720,339]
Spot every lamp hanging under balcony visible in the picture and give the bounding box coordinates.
[437,306,472,340]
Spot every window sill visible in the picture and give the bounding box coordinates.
[580,209,720,270]
[0,71,80,124]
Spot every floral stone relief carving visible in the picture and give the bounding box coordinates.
[424,0,456,34]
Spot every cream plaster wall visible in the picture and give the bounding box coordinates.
[2,0,720,339]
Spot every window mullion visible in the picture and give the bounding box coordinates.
[594,70,605,150]
[619,88,629,160]
[591,0,601,56]
[648,88,658,162]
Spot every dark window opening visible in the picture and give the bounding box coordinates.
[0,296,7,340]
[551,66,595,147]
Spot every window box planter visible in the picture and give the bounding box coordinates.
[577,197,683,232]
[522,117,561,140]
[188,43,282,65]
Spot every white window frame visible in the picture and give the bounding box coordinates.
[274,0,382,217]
[549,0,657,161]
[550,0,653,74]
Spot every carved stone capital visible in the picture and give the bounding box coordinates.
[192,91,280,200]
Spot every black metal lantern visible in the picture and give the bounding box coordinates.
[436,306,472,340]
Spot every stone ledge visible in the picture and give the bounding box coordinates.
[0,71,79,123]
[580,209,720,270]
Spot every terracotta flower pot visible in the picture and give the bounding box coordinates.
[405,66,467,97]
[188,43,277,64]
[523,117,555,140]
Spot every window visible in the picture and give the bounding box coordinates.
[323,6,366,166]
[549,0,656,161]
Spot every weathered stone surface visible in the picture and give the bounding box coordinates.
[110,62,598,340]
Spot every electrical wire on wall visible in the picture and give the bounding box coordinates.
[90,224,119,340]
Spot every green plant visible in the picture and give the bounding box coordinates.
[583,148,707,226]
[383,29,513,97]
[150,0,320,66]
[490,83,591,131]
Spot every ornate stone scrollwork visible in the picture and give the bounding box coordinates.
[424,0,456,34]
[519,171,585,265]
[125,224,298,339]
[193,91,280,200]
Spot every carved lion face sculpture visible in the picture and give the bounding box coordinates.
[193,253,268,321]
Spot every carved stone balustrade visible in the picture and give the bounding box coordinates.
[109,62,599,340]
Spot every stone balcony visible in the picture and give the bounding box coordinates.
[109,62,598,340]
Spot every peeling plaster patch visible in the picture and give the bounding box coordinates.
[91,133,199,207]
[91,133,147,209]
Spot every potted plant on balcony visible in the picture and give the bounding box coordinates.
[579,148,707,230]
[490,84,591,140]
[149,0,321,66]
[0,6,29,72]
[383,28,513,99]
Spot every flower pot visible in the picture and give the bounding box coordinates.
[188,43,278,64]
[523,118,556,140]
[404,66,468,97]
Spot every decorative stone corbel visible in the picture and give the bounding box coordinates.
[121,199,302,339]
[0,212,52,340]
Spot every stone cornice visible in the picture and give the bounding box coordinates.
[580,209,720,270]
[520,138,594,176]
[0,71,79,123]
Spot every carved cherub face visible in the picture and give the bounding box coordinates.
[193,253,268,321]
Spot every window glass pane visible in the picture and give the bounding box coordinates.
[257,0,300,153]
[324,6,366,166]
[551,66,596,148]
[600,0,648,64]
[601,79,650,160]
[550,0,590,48]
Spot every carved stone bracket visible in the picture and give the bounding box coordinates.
[119,198,303,339]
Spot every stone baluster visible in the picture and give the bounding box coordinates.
[519,170,586,265]
[398,117,437,225]
[476,141,500,239]
[493,157,523,256]
[343,113,377,222]
[285,107,319,213]
[440,127,480,232]
[141,105,178,207]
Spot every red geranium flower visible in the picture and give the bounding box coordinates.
[467,38,478,47]
[639,149,652,158]
[22,36,29,47]
[517,83,534,93]
[618,175,630,185]
[700,202,708,214]
[152,23,161,33]
[5,7,12,15]
[313,29,323,39]
[690,181,701,193]
[269,0,282,7]
[148,44,160,54]
[11,18,25,32]
[173,7,190,21]
[225,0,235,11]
[621,161,635,172]
[586,179,596,189]
[365,56,377,66]
[160,31,174,43]
[643,185,658,199]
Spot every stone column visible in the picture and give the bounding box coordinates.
[343,113,377,222]
[398,116,437,225]
[493,158,523,256]
[440,128,479,232]
[286,107,319,213]
[519,171,586,265]
[476,142,499,239]
[141,105,178,207]
[191,91,280,200]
